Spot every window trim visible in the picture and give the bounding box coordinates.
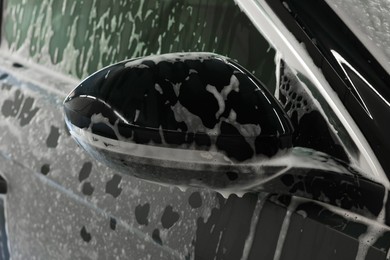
[235,0,387,184]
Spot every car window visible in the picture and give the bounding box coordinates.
[325,0,390,75]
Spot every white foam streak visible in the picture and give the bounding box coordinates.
[241,193,267,260]
[273,197,298,260]
[205,84,225,119]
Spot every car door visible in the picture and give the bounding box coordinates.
[0,0,389,259]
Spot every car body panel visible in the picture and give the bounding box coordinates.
[0,0,389,259]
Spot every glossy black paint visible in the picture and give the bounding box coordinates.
[277,60,350,162]
[64,52,387,220]
[0,177,6,195]
[0,0,388,258]
[0,199,9,260]
[267,0,390,175]
[265,166,385,216]
[193,192,390,260]
[267,194,390,259]
[64,53,293,159]
[58,3,390,258]
[64,53,296,190]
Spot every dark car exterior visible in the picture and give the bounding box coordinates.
[0,0,389,259]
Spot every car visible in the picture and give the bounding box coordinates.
[0,0,389,259]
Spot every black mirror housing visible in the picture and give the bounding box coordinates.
[64,52,293,189]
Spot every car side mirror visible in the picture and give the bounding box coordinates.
[63,52,386,216]
[63,52,294,190]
